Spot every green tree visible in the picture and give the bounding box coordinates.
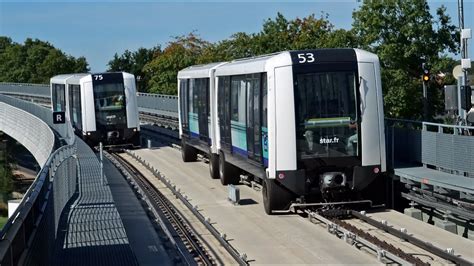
[352,0,458,119]
[0,37,90,84]
[144,33,209,94]
[108,46,160,92]
[198,13,355,65]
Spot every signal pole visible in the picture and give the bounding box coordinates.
[422,63,430,120]
[458,0,472,124]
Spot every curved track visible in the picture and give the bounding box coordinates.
[108,151,215,265]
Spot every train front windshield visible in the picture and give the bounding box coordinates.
[93,83,127,128]
[294,71,358,159]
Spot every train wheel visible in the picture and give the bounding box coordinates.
[218,152,240,185]
[181,139,197,162]
[209,152,219,179]
[263,178,292,215]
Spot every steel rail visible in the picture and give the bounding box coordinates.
[126,150,249,266]
[108,152,212,265]
[305,210,418,265]
[351,210,472,265]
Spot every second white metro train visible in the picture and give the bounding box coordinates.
[178,49,386,214]
[50,72,140,147]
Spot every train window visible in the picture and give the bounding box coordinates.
[245,74,262,162]
[69,84,82,130]
[246,77,254,158]
[93,82,127,130]
[230,75,246,124]
[294,71,358,158]
[218,76,232,147]
[252,76,261,159]
[262,73,267,128]
[52,83,66,112]
[230,77,239,122]
[196,78,209,140]
[188,79,194,114]
[179,79,189,132]
[218,77,225,143]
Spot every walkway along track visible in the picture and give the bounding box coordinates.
[107,150,248,265]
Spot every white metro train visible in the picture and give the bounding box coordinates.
[50,72,140,147]
[178,49,386,214]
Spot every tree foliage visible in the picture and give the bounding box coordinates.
[107,46,160,92]
[352,0,458,119]
[0,37,89,84]
[137,14,355,95]
[144,33,210,94]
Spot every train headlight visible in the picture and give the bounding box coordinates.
[373,167,380,174]
[133,128,137,132]
[278,173,285,180]
[87,132,91,136]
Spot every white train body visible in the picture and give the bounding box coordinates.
[178,49,386,213]
[50,72,140,146]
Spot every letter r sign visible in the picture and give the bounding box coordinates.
[53,111,65,124]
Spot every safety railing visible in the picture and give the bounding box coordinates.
[385,118,474,176]
[0,83,49,97]
[0,83,180,119]
[0,95,77,265]
[137,92,178,118]
[0,144,76,265]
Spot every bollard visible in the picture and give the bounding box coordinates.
[228,184,240,204]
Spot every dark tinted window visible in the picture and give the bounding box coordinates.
[52,83,65,112]
[93,82,127,129]
[179,79,189,131]
[69,84,82,130]
[294,71,358,158]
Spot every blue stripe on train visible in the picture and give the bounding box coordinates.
[232,146,248,157]
[233,146,269,167]
[190,132,200,138]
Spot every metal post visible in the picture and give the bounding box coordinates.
[458,0,470,121]
[100,142,106,186]
[422,80,428,120]
[457,76,466,126]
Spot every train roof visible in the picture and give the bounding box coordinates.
[214,49,379,76]
[50,73,88,85]
[214,53,280,76]
[178,62,226,79]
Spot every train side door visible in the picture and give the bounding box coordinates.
[246,74,262,163]
[197,78,210,142]
[218,76,232,151]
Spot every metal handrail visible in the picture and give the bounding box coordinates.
[422,121,474,131]
[0,143,75,237]
[0,82,48,87]
[138,92,178,99]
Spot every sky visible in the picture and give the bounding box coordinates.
[0,0,473,72]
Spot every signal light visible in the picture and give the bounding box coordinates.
[422,63,430,82]
[422,69,430,82]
